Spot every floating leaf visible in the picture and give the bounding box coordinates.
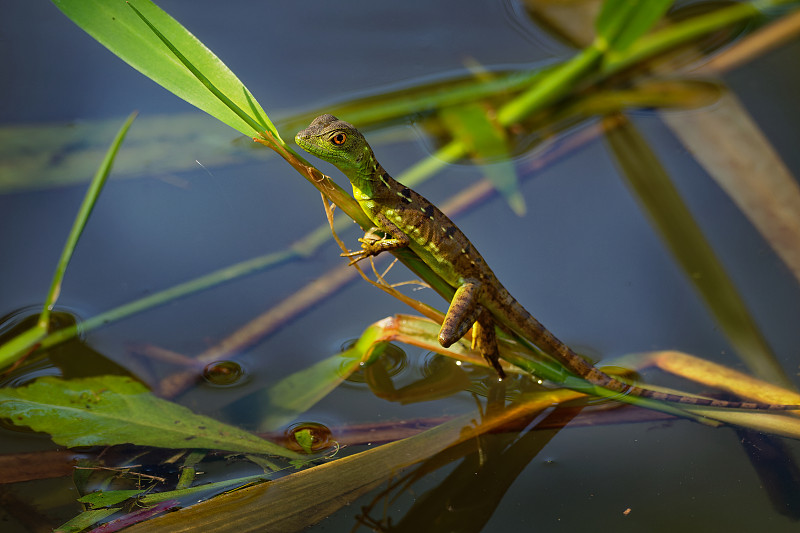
[253,333,371,431]
[0,376,300,457]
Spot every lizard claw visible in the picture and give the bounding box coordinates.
[357,236,381,247]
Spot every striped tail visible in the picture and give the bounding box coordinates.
[487,288,799,410]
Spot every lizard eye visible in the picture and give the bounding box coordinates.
[332,132,347,145]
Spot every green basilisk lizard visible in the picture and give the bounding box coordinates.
[296,114,796,410]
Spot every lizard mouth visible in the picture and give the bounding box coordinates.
[294,132,316,152]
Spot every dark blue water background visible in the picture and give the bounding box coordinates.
[1,1,800,531]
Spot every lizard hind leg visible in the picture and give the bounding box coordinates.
[438,281,505,379]
[438,281,483,348]
[476,310,505,380]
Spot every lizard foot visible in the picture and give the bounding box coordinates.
[341,232,389,265]
[341,249,370,266]
[341,240,381,265]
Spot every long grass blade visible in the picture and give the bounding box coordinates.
[604,115,792,387]
[39,112,138,328]
[51,0,272,137]
[661,92,800,285]
[0,113,137,369]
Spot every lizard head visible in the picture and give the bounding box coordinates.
[295,114,376,181]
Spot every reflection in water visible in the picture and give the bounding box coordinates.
[0,307,81,387]
[343,340,408,385]
[201,360,247,387]
[285,421,335,454]
[0,306,84,344]
[353,390,585,532]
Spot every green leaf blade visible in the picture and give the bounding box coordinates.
[596,0,673,52]
[51,0,272,136]
[0,376,301,458]
[41,112,138,326]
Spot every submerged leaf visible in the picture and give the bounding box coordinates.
[0,376,300,457]
[439,104,525,215]
[661,92,800,285]
[604,116,791,387]
[255,348,365,432]
[0,113,262,193]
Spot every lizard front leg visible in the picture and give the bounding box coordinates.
[341,212,410,265]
